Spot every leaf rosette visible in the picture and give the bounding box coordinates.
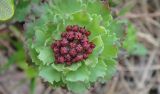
[0,0,14,21]
[25,0,119,93]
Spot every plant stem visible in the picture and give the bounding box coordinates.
[29,77,36,94]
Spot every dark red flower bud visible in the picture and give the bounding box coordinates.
[79,28,86,34]
[83,54,89,59]
[86,48,93,54]
[61,32,67,37]
[81,37,88,43]
[60,47,68,54]
[66,25,72,31]
[66,31,74,40]
[69,49,77,57]
[61,38,68,46]
[51,43,55,49]
[85,31,91,36]
[90,42,96,48]
[55,52,60,56]
[76,44,83,52]
[72,25,79,32]
[58,56,65,63]
[65,54,71,62]
[75,55,83,61]
[69,42,76,48]
[53,47,59,53]
[66,62,71,65]
[83,42,90,49]
[75,32,82,40]
[55,40,61,47]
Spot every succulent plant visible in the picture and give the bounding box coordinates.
[25,0,119,93]
[0,0,14,21]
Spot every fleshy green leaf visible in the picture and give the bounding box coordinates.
[14,0,30,21]
[101,33,118,58]
[65,63,82,71]
[25,66,38,78]
[89,59,107,82]
[51,0,83,17]
[123,23,147,55]
[29,48,42,65]
[91,36,104,56]
[52,63,82,72]
[68,11,91,26]
[86,0,106,15]
[38,47,54,65]
[27,39,42,65]
[67,82,89,93]
[86,0,112,27]
[85,54,98,67]
[108,20,127,39]
[66,65,90,82]
[33,26,49,51]
[51,23,65,40]
[130,43,147,56]
[104,59,117,80]
[52,64,65,72]
[39,66,61,83]
[0,0,14,21]
[87,15,106,40]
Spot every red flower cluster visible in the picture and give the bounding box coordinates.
[51,25,95,65]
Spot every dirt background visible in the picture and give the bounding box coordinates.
[0,0,160,94]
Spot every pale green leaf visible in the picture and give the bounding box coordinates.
[52,64,65,72]
[86,0,112,27]
[108,20,126,38]
[32,29,47,51]
[65,63,82,71]
[68,11,91,26]
[66,65,90,82]
[27,39,42,65]
[52,63,82,72]
[39,66,61,83]
[89,59,107,82]
[131,43,147,56]
[14,0,31,21]
[123,23,147,56]
[52,0,83,17]
[38,47,54,65]
[67,82,89,93]
[0,0,14,21]
[86,15,106,40]
[25,67,38,78]
[104,59,117,80]
[85,54,98,67]
[101,33,118,58]
[91,36,104,56]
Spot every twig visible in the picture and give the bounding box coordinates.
[119,66,133,94]
[146,18,160,28]
[44,87,52,94]
[137,49,157,89]
[0,40,14,54]
[118,64,160,72]
[106,76,119,94]
[0,82,10,94]
[121,12,160,19]
[8,25,25,43]
[137,32,159,47]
